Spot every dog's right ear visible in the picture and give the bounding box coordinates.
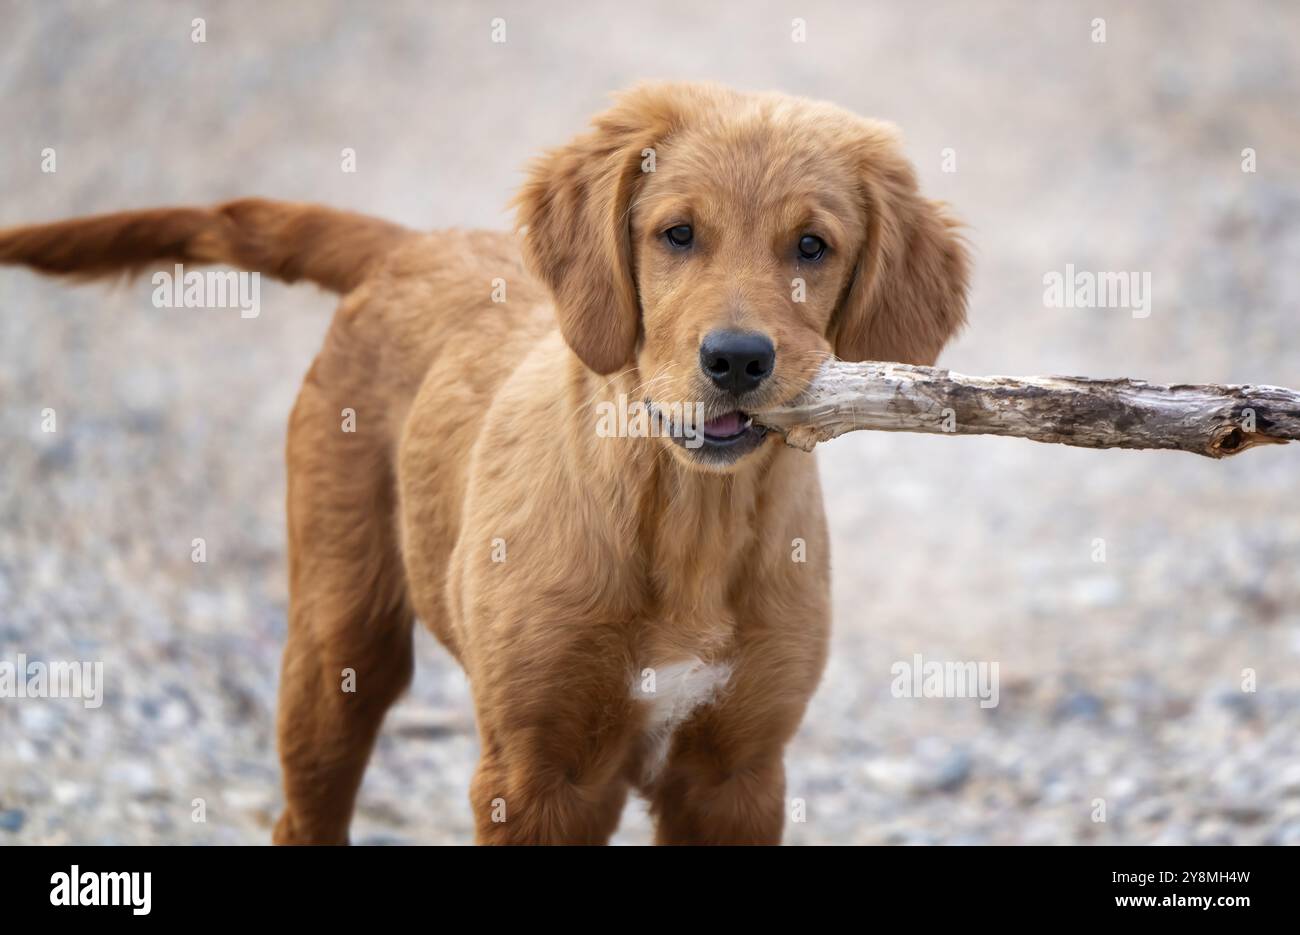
[513,87,680,375]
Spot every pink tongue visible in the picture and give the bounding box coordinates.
[704,412,743,436]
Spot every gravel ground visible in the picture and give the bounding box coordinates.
[1,0,1298,845]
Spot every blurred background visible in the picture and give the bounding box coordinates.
[1,0,1297,844]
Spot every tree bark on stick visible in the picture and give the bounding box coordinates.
[750,362,1300,459]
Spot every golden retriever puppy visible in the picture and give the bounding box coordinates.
[0,82,968,844]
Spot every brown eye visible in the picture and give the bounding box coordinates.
[665,225,693,248]
[798,234,826,261]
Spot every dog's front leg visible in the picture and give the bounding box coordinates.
[644,654,821,846]
[463,619,640,845]
[470,752,630,845]
[467,696,636,843]
[646,557,831,845]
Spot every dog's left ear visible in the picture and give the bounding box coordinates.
[832,126,970,365]
[514,87,680,375]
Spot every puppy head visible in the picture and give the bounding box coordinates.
[516,83,968,472]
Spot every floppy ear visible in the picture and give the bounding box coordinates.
[833,132,970,366]
[514,90,677,375]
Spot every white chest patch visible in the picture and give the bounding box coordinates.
[632,658,734,782]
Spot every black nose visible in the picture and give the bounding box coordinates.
[699,330,776,394]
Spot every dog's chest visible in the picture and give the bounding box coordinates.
[631,657,734,781]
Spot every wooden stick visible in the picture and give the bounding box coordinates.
[750,362,1300,459]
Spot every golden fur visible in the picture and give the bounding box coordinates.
[0,82,968,844]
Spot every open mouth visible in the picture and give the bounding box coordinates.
[701,410,755,444]
[645,400,770,464]
[694,409,768,464]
